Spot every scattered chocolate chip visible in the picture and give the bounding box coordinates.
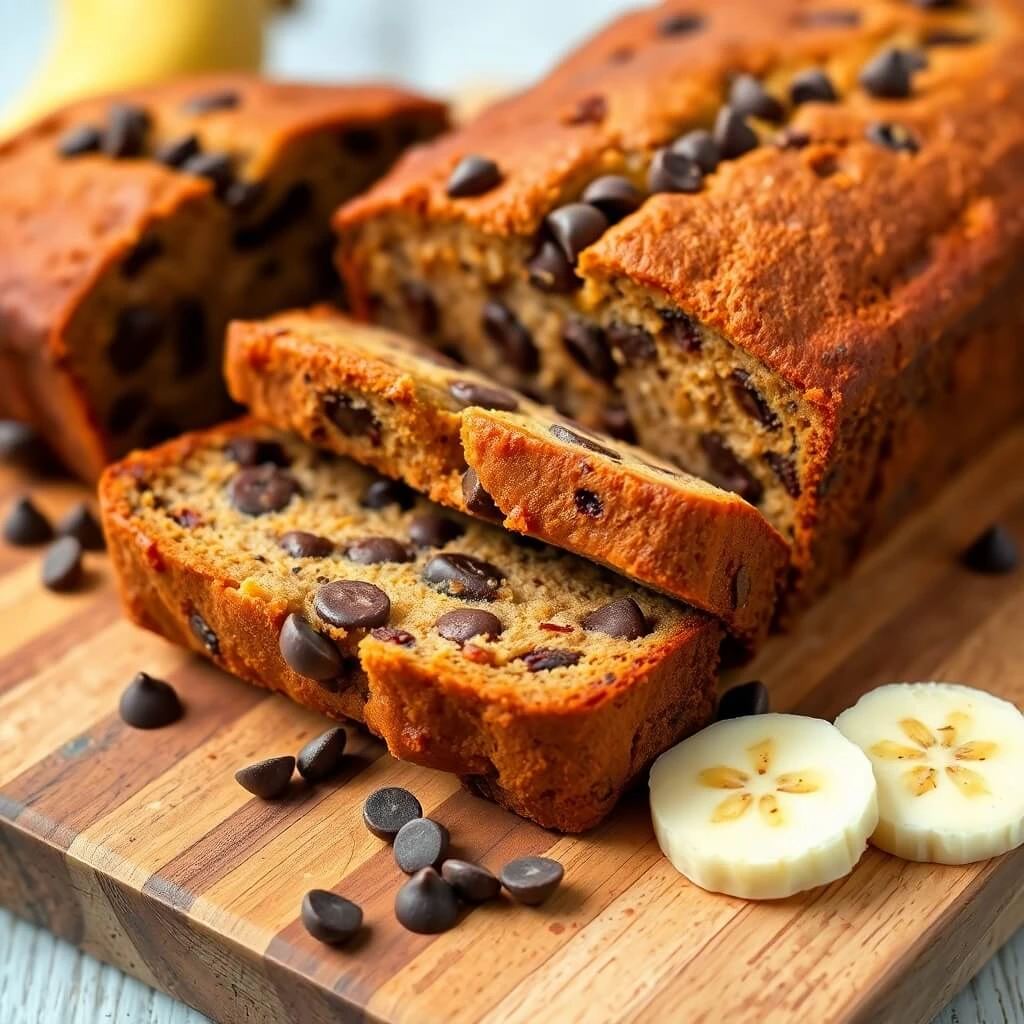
[549,423,622,460]
[173,298,207,379]
[422,553,504,601]
[107,392,146,435]
[409,512,465,549]
[41,536,83,592]
[447,154,502,198]
[182,89,240,114]
[700,433,764,505]
[102,104,150,158]
[775,127,812,150]
[765,451,801,498]
[574,489,604,518]
[461,469,503,521]
[714,106,759,160]
[436,608,502,643]
[865,122,919,154]
[58,124,101,158]
[521,648,582,672]
[279,530,333,558]
[441,859,501,902]
[790,69,838,106]
[580,175,643,221]
[235,756,295,799]
[301,889,362,945]
[181,151,235,194]
[567,94,608,125]
[121,235,164,278]
[500,856,564,905]
[658,12,705,35]
[647,148,703,194]
[107,306,165,375]
[314,580,391,629]
[526,239,580,293]
[717,680,770,720]
[395,867,459,934]
[279,613,343,681]
[562,320,617,382]
[582,597,650,640]
[227,437,290,467]
[394,818,450,874]
[360,477,416,511]
[363,786,422,841]
[56,503,105,550]
[729,74,786,123]
[154,133,201,168]
[344,536,415,565]
[296,726,348,782]
[227,465,300,516]
[481,302,539,373]
[546,203,609,263]
[322,392,382,445]
[118,671,183,729]
[670,129,720,174]
[660,309,701,353]
[448,379,520,412]
[4,496,53,546]
[232,182,313,249]
[598,405,637,443]
[189,611,220,655]
[0,421,55,473]
[732,565,752,609]
[730,370,780,431]
[859,48,914,99]
[370,626,416,647]
[402,280,440,336]
[960,524,1019,574]
[607,321,657,365]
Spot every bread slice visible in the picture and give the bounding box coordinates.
[99,419,722,831]
[225,308,787,647]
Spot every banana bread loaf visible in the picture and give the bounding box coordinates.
[335,0,1024,608]
[99,419,722,831]
[0,74,447,481]
[225,307,788,646]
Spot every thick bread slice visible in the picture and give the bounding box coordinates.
[99,419,722,831]
[225,308,788,647]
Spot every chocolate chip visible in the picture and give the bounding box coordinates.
[189,611,220,655]
[607,321,657,365]
[0,422,55,473]
[360,477,415,511]
[527,239,580,294]
[580,175,643,222]
[521,648,582,672]
[563,320,617,382]
[58,124,101,158]
[395,867,459,934]
[107,392,146,435]
[408,512,464,549]
[118,671,183,729]
[279,531,333,558]
[344,536,415,565]
[314,580,390,629]
[461,469,503,521]
[301,889,362,945]
[103,104,150,158]
[668,130,719,175]
[775,127,813,151]
[730,370,780,430]
[232,182,313,249]
[340,126,382,156]
[447,154,502,198]
[422,553,504,601]
[500,856,564,905]
[729,74,786,123]
[224,179,265,213]
[859,48,914,99]
[732,565,752,609]
[700,433,764,505]
[865,122,919,154]
[436,608,502,643]
[402,280,440,336]
[661,309,702,353]
[567,94,608,125]
[107,306,165,375]
[154,133,200,168]
[363,786,422,841]
[790,69,838,106]
[182,89,240,114]
[714,106,759,160]
[234,756,295,799]
[448,380,520,412]
[598,405,637,443]
[960,524,1019,574]
[581,598,650,640]
[181,151,235,194]
[370,626,415,647]
[481,302,539,373]
[658,12,705,35]
[227,437,291,467]
[121,236,164,278]
[574,489,604,518]
[296,726,348,782]
[322,392,382,445]
[57,503,105,550]
[765,451,801,498]
[441,859,501,902]
[227,466,300,516]
[394,818,450,874]
[647,148,703,194]
[4,496,53,546]
[549,423,622,461]
[173,298,207,379]
[546,203,609,263]
[718,680,770,720]
[279,613,343,680]
[41,537,83,592]
[912,0,959,7]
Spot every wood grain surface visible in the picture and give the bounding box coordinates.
[2,427,1024,1024]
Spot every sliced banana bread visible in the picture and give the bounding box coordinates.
[99,420,722,831]
[225,307,788,647]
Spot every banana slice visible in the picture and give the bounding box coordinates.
[649,714,878,899]
[835,683,1024,864]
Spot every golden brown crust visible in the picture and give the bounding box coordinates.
[99,418,722,832]
[225,308,788,645]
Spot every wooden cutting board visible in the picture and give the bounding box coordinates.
[2,426,1024,1024]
